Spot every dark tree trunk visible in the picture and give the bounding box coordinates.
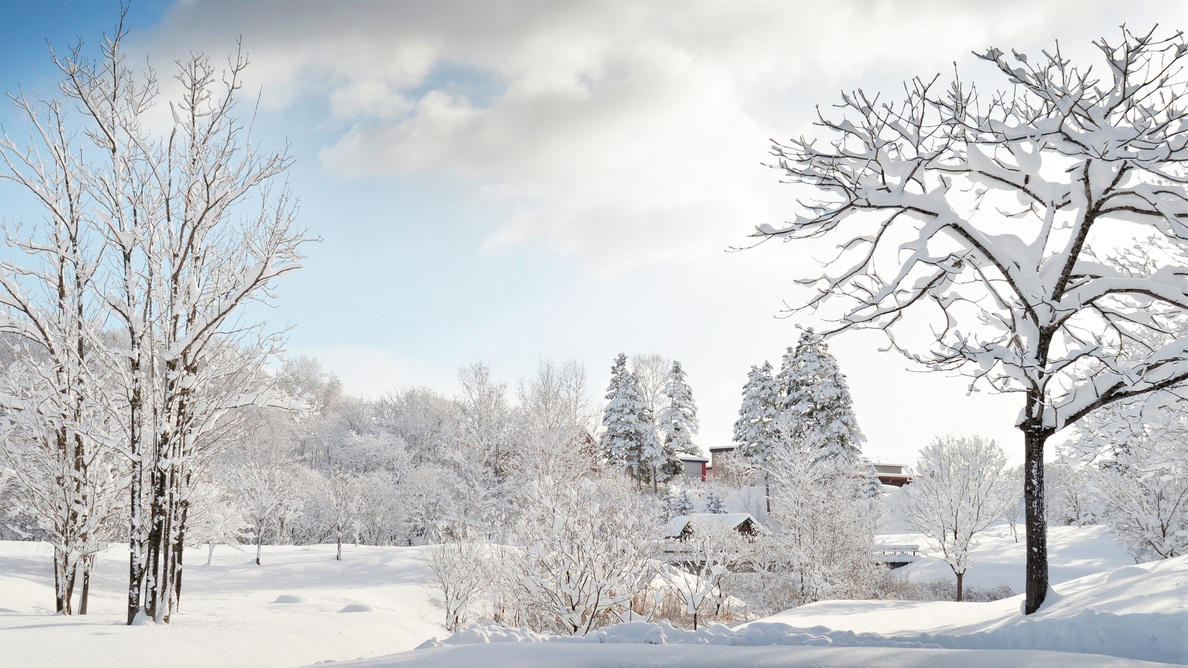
[79,554,93,615]
[53,550,64,614]
[1023,422,1051,614]
[955,571,964,602]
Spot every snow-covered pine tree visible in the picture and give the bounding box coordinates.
[674,487,695,517]
[860,465,883,499]
[651,360,700,490]
[600,354,651,481]
[660,361,700,454]
[780,330,864,466]
[733,361,781,466]
[703,485,726,514]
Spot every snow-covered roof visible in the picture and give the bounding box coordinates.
[662,513,764,538]
[676,454,708,463]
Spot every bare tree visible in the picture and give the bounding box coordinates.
[0,58,124,616]
[19,21,310,623]
[425,539,489,631]
[661,517,743,630]
[761,27,1188,613]
[500,475,659,635]
[897,435,1015,601]
[631,353,672,427]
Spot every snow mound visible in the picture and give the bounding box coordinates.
[419,555,1188,664]
[271,594,309,604]
[339,603,376,613]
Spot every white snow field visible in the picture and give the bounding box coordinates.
[0,527,1184,667]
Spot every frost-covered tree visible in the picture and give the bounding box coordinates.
[659,361,699,450]
[1097,435,1188,560]
[3,22,309,624]
[425,538,488,631]
[631,353,671,431]
[500,475,659,635]
[760,451,881,608]
[778,330,864,466]
[0,64,124,615]
[227,414,307,566]
[512,359,597,482]
[897,435,1015,601]
[733,361,781,511]
[760,28,1188,613]
[184,480,248,568]
[1075,398,1188,560]
[661,518,742,630]
[734,362,780,465]
[1045,459,1100,527]
[600,354,653,482]
[703,485,727,514]
[669,486,695,518]
[659,360,699,456]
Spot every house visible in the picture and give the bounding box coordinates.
[706,445,737,480]
[663,513,766,541]
[677,453,708,482]
[871,463,911,487]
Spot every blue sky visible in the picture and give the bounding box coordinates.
[1,0,1183,465]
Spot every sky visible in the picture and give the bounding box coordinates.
[0,0,1185,466]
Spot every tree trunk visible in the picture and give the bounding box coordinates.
[206,543,214,569]
[53,550,65,614]
[79,553,95,615]
[955,571,964,602]
[256,525,264,566]
[1023,423,1050,614]
[336,529,343,562]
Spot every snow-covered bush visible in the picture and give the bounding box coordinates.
[1096,436,1188,561]
[660,517,746,629]
[755,455,882,610]
[498,474,661,635]
[1045,460,1101,527]
[425,539,490,631]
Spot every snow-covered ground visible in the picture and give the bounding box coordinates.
[0,527,1184,667]
[888,524,1136,591]
[0,541,443,667]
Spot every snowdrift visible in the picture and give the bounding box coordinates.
[398,555,1187,666]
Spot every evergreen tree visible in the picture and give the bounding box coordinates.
[660,361,699,454]
[780,330,865,466]
[861,465,883,499]
[733,361,781,466]
[703,485,726,514]
[600,353,651,480]
[673,487,695,517]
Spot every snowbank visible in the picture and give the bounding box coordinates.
[405,555,1187,665]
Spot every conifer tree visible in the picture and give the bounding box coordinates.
[600,353,651,481]
[780,330,865,466]
[673,487,694,517]
[734,361,780,466]
[660,361,699,454]
[703,485,726,514]
[734,360,781,513]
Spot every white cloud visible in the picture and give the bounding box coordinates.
[134,0,1186,462]
[147,0,1151,276]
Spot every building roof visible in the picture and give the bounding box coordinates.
[662,512,765,538]
[676,454,709,463]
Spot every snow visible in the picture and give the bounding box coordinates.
[888,524,1136,592]
[0,541,443,667]
[662,512,760,538]
[0,526,1184,667]
[400,553,1187,666]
